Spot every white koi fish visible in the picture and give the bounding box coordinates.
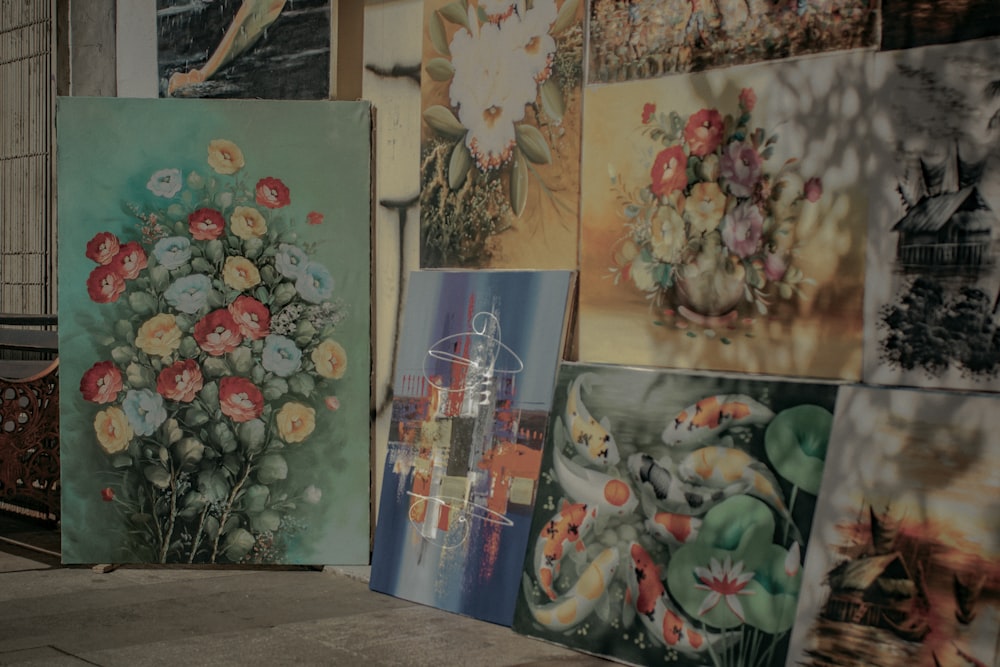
[564,372,620,467]
[662,394,774,447]
[523,546,620,632]
[553,441,638,520]
[677,446,803,544]
[623,542,737,656]
[534,501,599,600]
[628,453,735,517]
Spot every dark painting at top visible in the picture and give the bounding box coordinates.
[882,0,1000,51]
[157,0,330,99]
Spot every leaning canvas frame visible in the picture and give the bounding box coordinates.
[370,269,575,626]
[57,97,372,565]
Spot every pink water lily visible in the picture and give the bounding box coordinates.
[694,556,755,622]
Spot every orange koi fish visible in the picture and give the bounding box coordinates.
[623,542,735,657]
[534,501,599,600]
[523,547,620,632]
[678,445,803,544]
[662,394,774,447]
[644,511,703,549]
[564,372,620,467]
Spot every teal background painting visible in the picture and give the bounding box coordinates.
[57,97,371,564]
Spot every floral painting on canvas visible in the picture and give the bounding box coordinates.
[579,52,871,379]
[57,98,372,565]
[419,0,583,269]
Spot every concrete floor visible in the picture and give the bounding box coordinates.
[0,515,612,666]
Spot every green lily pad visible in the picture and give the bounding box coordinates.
[764,404,833,495]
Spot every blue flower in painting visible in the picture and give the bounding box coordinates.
[153,236,192,270]
[261,334,302,377]
[274,243,309,280]
[295,262,334,304]
[122,388,167,436]
[164,274,213,314]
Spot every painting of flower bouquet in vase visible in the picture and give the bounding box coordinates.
[512,362,841,666]
[57,98,372,565]
[579,53,871,379]
[419,0,583,269]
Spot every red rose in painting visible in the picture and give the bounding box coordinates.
[110,241,147,279]
[80,360,123,404]
[87,265,126,303]
[739,87,757,113]
[307,211,324,226]
[188,208,226,241]
[218,376,264,423]
[650,146,688,198]
[684,108,725,157]
[193,309,243,356]
[804,177,823,203]
[101,487,115,502]
[156,358,204,403]
[642,103,656,124]
[85,231,120,265]
[255,177,290,209]
[228,295,271,340]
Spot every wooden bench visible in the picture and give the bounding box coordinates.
[0,313,60,522]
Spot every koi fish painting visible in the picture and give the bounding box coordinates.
[786,385,1000,667]
[369,270,574,626]
[513,363,840,666]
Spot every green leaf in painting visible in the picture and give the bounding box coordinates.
[149,265,170,291]
[438,1,469,29]
[204,516,220,541]
[202,357,230,378]
[111,345,134,365]
[205,239,224,262]
[237,419,267,454]
[185,407,210,427]
[550,0,579,34]
[515,124,552,164]
[256,453,288,484]
[448,140,472,190]
[423,105,468,139]
[511,148,528,217]
[114,319,135,343]
[128,291,158,316]
[426,57,455,82]
[223,528,255,561]
[191,257,213,274]
[200,380,220,409]
[251,510,282,533]
[428,10,450,56]
[126,362,154,389]
[539,78,565,121]
[229,346,253,374]
[111,453,132,469]
[243,237,264,260]
[144,465,171,489]
[263,377,289,401]
[244,484,270,512]
[287,373,315,398]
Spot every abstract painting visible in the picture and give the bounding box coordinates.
[588,0,876,84]
[786,385,1000,667]
[157,0,331,99]
[881,0,1000,51]
[370,270,574,626]
[512,363,840,666]
[418,0,582,269]
[864,39,1000,393]
[57,98,372,565]
[579,52,871,379]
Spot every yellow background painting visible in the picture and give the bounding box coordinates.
[579,52,872,380]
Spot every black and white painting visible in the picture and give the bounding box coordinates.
[864,38,1000,392]
[157,0,330,99]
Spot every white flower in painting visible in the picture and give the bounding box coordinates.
[146,168,182,198]
[449,9,538,170]
[504,0,558,84]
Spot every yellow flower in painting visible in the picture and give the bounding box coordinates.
[685,182,728,236]
[230,206,267,240]
[135,313,182,357]
[207,139,245,175]
[222,256,261,291]
[276,402,316,444]
[311,339,347,379]
[650,205,687,265]
[94,406,133,454]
